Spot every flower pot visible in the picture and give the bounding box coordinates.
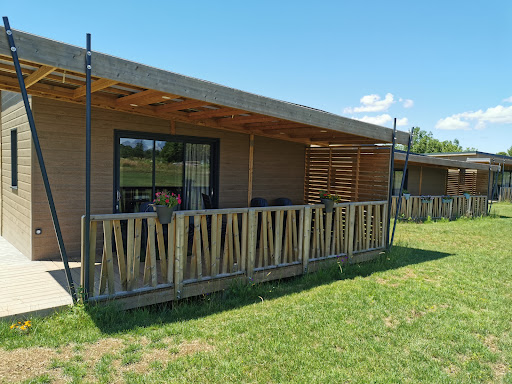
[421,199,431,204]
[442,199,452,204]
[154,205,176,224]
[463,193,471,199]
[403,193,411,200]
[320,198,334,213]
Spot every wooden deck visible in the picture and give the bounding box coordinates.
[0,236,77,320]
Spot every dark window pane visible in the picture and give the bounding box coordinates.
[119,138,153,212]
[11,129,17,188]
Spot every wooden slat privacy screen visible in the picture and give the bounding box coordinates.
[305,146,391,203]
[446,169,489,196]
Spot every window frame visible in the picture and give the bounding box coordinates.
[113,130,220,213]
[11,129,18,189]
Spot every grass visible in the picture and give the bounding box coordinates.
[1,203,512,383]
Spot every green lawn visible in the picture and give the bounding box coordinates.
[1,203,512,383]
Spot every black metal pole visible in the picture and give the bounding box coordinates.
[386,119,397,248]
[84,33,92,301]
[488,167,499,213]
[3,17,77,302]
[390,127,413,249]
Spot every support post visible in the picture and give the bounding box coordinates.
[247,134,254,206]
[385,119,397,248]
[2,18,77,302]
[390,127,413,249]
[84,33,92,301]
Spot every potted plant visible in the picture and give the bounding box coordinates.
[420,195,432,204]
[442,195,453,203]
[153,191,181,224]
[463,191,471,199]
[402,189,411,200]
[319,190,341,213]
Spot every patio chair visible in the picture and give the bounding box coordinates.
[250,197,268,207]
[274,197,292,206]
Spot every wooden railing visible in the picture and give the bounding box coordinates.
[499,187,512,202]
[81,201,388,307]
[391,195,488,220]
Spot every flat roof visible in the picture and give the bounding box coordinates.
[0,26,409,146]
[394,151,500,171]
[428,151,512,166]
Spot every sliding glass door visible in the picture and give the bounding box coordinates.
[115,131,218,213]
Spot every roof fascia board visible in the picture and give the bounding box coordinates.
[395,152,499,171]
[0,27,409,145]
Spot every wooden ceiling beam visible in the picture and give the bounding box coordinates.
[73,78,119,99]
[155,98,210,113]
[116,89,180,106]
[24,65,56,88]
[217,115,279,125]
[188,107,247,120]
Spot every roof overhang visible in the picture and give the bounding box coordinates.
[429,152,512,167]
[0,26,409,146]
[395,152,500,172]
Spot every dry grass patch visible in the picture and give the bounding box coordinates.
[375,267,417,287]
[0,338,214,383]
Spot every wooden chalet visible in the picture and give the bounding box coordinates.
[428,152,512,201]
[0,26,409,308]
[391,151,500,220]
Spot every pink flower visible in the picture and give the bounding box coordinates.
[165,199,169,203]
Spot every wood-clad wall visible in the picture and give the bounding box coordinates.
[0,91,32,258]
[304,146,391,203]
[252,136,305,205]
[405,165,447,196]
[31,97,306,260]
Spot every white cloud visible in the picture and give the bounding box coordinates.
[344,93,395,113]
[436,104,512,130]
[396,117,409,126]
[435,116,470,130]
[353,114,409,127]
[353,114,392,125]
[503,96,512,103]
[402,99,414,108]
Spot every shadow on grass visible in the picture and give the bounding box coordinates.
[85,245,452,334]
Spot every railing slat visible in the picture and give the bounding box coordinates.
[88,220,97,295]
[302,207,311,272]
[113,220,127,291]
[148,218,158,287]
[241,212,248,272]
[156,220,167,280]
[126,219,134,290]
[175,214,185,299]
[247,209,256,279]
[100,220,115,295]
[233,213,241,271]
[167,217,175,284]
[200,215,211,276]
[133,219,142,289]
[194,215,203,280]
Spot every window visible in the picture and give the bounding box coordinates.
[11,129,17,189]
[115,131,219,213]
[392,170,408,195]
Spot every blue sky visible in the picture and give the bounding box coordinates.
[3,1,512,152]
